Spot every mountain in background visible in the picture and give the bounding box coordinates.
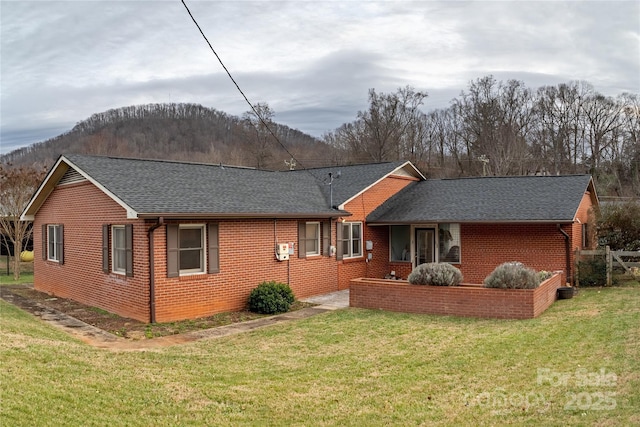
[1,103,338,170]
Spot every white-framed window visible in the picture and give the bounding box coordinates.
[341,222,363,258]
[305,222,321,256]
[47,224,62,262]
[111,225,126,274]
[103,224,133,276]
[167,223,218,278]
[438,223,461,264]
[178,224,205,275]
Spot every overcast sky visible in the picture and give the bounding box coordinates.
[1,0,639,155]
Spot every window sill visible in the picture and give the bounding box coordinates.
[341,257,364,264]
[178,272,207,280]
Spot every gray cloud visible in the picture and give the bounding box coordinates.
[1,0,638,154]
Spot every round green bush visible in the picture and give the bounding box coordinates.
[248,281,295,314]
[407,262,463,286]
[484,261,541,289]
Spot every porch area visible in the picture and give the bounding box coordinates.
[349,274,564,319]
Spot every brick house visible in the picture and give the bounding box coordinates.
[21,154,598,323]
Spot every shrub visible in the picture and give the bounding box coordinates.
[407,262,463,286]
[538,270,553,282]
[596,200,640,251]
[484,262,540,289]
[248,281,295,314]
[577,258,608,287]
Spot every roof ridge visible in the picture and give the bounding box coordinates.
[64,153,258,171]
[433,174,591,181]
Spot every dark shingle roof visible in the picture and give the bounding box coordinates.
[63,154,340,217]
[367,175,595,223]
[289,162,413,207]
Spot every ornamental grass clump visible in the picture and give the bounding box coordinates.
[248,281,295,314]
[407,262,463,286]
[484,261,541,289]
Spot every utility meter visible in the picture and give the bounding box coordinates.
[276,243,289,261]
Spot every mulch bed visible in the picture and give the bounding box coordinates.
[1,285,312,340]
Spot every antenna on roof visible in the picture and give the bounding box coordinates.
[328,171,340,209]
[478,155,490,176]
[285,158,296,170]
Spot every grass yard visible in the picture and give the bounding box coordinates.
[0,255,34,285]
[1,284,638,426]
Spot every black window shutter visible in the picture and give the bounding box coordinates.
[57,225,64,265]
[322,221,330,257]
[336,223,344,261]
[125,224,133,277]
[208,223,219,273]
[42,224,47,260]
[102,225,109,273]
[298,222,306,258]
[167,224,179,277]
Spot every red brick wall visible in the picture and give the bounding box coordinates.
[350,273,563,319]
[337,174,417,288]
[363,191,596,286]
[153,219,339,322]
[34,180,340,322]
[33,181,151,322]
[458,223,570,284]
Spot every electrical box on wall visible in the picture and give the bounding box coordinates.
[276,243,289,261]
[366,240,373,251]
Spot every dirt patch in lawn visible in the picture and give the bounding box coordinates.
[1,285,314,340]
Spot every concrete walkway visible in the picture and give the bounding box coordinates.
[1,286,350,351]
[300,289,349,309]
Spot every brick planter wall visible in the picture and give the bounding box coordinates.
[349,273,563,319]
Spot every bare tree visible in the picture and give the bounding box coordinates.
[323,86,428,164]
[0,164,47,280]
[242,102,278,169]
[454,76,535,175]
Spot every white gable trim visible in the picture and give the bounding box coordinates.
[20,155,139,221]
[337,161,425,210]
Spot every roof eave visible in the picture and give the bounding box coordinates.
[20,156,69,221]
[137,211,352,220]
[367,219,577,225]
[20,155,141,221]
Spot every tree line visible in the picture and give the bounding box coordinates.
[324,76,639,197]
[1,103,333,171]
[2,76,639,196]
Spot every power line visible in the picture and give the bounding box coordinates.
[180,0,320,179]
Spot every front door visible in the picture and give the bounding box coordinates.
[415,228,435,266]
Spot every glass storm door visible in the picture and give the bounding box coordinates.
[415,228,435,266]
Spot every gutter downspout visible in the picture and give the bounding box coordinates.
[557,224,571,285]
[148,217,164,323]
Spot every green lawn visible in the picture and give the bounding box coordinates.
[1,285,638,426]
[0,256,34,284]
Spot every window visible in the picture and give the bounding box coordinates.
[44,224,63,263]
[102,224,133,276]
[167,223,219,277]
[305,222,320,256]
[390,225,411,262]
[341,222,362,259]
[438,223,461,263]
[298,221,330,258]
[112,226,126,274]
[179,225,205,274]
